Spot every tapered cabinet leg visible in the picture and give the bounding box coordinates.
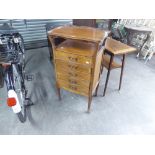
[100,62,104,74]
[87,95,92,113]
[119,54,125,90]
[56,82,61,100]
[94,83,99,97]
[103,55,114,96]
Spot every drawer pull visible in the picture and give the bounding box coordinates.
[68,72,78,77]
[68,57,78,61]
[68,79,77,84]
[69,85,77,90]
[68,65,78,69]
[85,61,90,64]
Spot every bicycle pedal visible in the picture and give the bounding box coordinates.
[25,98,34,106]
[25,74,34,81]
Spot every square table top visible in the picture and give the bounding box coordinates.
[105,37,136,55]
[48,25,108,43]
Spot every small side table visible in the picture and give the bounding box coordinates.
[100,37,136,96]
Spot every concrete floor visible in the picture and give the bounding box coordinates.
[0,47,155,135]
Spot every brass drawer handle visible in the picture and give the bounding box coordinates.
[68,72,78,77]
[69,85,77,90]
[68,57,78,62]
[68,65,78,69]
[68,79,77,84]
[85,60,90,64]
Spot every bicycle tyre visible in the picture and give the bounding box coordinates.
[12,64,26,123]
[0,65,4,88]
[17,111,26,123]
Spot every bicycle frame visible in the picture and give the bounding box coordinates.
[0,23,33,122]
[4,64,14,90]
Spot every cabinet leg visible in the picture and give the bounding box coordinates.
[100,64,104,74]
[56,83,61,100]
[94,83,99,97]
[87,95,92,113]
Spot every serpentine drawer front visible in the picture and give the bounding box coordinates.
[56,71,91,82]
[55,50,92,66]
[57,74,90,87]
[48,25,106,112]
[55,59,91,74]
[58,79,89,96]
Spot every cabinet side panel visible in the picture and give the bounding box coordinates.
[92,48,103,91]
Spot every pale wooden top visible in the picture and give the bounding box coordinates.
[48,25,106,43]
[125,25,153,33]
[105,37,136,55]
[56,39,97,57]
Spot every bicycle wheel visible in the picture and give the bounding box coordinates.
[0,64,4,88]
[12,64,26,123]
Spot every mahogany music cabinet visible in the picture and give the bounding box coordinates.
[48,26,107,112]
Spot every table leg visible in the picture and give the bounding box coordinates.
[103,54,114,96]
[119,54,125,90]
[100,50,106,74]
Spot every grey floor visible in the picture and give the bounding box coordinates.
[0,47,155,135]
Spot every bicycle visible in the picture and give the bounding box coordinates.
[0,23,33,123]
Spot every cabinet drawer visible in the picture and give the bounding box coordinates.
[57,74,90,87]
[57,79,89,96]
[55,50,92,66]
[55,59,91,74]
[57,71,91,82]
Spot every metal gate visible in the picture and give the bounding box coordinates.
[0,19,72,49]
